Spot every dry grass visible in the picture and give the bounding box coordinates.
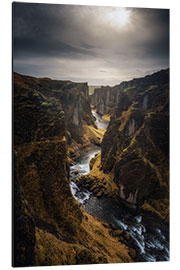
[88,152,119,197]
[35,228,77,266]
[34,210,133,266]
[118,103,136,132]
[83,124,106,144]
[80,212,133,263]
[102,114,111,121]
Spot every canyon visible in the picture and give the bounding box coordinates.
[90,69,169,220]
[13,69,169,266]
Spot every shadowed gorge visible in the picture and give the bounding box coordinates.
[72,69,169,262]
[12,3,170,267]
[13,69,169,266]
[13,72,133,266]
[90,69,169,219]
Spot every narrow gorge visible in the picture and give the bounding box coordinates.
[13,69,169,266]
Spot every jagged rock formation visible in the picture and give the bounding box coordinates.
[13,72,132,266]
[90,85,118,115]
[13,72,82,265]
[73,69,169,220]
[14,73,95,151]
[90,69,169,116]
[97,69,169,219]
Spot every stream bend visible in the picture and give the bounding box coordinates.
[69,111,169,262]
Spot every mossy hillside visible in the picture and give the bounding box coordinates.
[80,212,133,263]
[74,152,119,199]
[102,115,169,219]
[99,69,169,219]
[102,114,111,121]
[14,73,81,265]
[66,123,106,162]
[91,68,169,116]
[14,72,133,266]
[83,125,106,145]
[15,140,132,266]
[14,72,95,150]
[14,72,82,224]
[14,72,107,164]
[14,72,107,162]
[34,211,133,266]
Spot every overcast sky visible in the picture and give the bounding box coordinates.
[13,3,169,86]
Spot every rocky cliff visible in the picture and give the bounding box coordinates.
[14,73,96,155]
[13,72,132,266]
[13,72,82,266]
[78,69,169,220]
[99,69,169,219]
[90,69,169,117]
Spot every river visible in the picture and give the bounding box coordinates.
[91,110,109,130]
[70,110,169,262]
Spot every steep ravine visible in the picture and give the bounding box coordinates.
[13,72,133,266]
[70,111,169,262]
[90,69,169,221]
[13,70,169,266]
[70,69,169,263]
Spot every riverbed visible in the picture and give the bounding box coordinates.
[69,110,169,262]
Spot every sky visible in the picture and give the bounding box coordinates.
[13,2,169,86]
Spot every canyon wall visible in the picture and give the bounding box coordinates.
[13,72,82,265]
[89,69,169,219]
[13,72,132,266]
[90,69,169,116]
[101,69,169,218]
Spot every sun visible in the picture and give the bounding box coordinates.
[107,7,130,27]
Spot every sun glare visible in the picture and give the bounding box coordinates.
[107,7,130,27]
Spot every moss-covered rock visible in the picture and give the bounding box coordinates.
[96,69,169,219]
[13,72,133,266]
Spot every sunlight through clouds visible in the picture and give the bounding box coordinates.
[13,3,169,85]
[106,7,130,27]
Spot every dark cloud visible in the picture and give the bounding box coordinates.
[13,2,169,85]
[14,36,89,58]
[13,3,95,59]
[127,8,169,58]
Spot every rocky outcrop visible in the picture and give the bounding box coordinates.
[13,72,132,266]
[100,69,169,218]
[74,70,169,220]
[13,72,83,265]
[90,69,169,116]
[14,72,94,144]
[90,86,118,115]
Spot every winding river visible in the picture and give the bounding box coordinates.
[70,110,169,262]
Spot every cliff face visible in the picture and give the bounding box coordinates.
[13,72,83,266]
[14,72,95,144]
[13,73,132,266]
[90,69,169,116]
[90,85,118,115]
[100,69,169,218]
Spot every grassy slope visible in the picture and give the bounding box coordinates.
[13,72,132,266]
